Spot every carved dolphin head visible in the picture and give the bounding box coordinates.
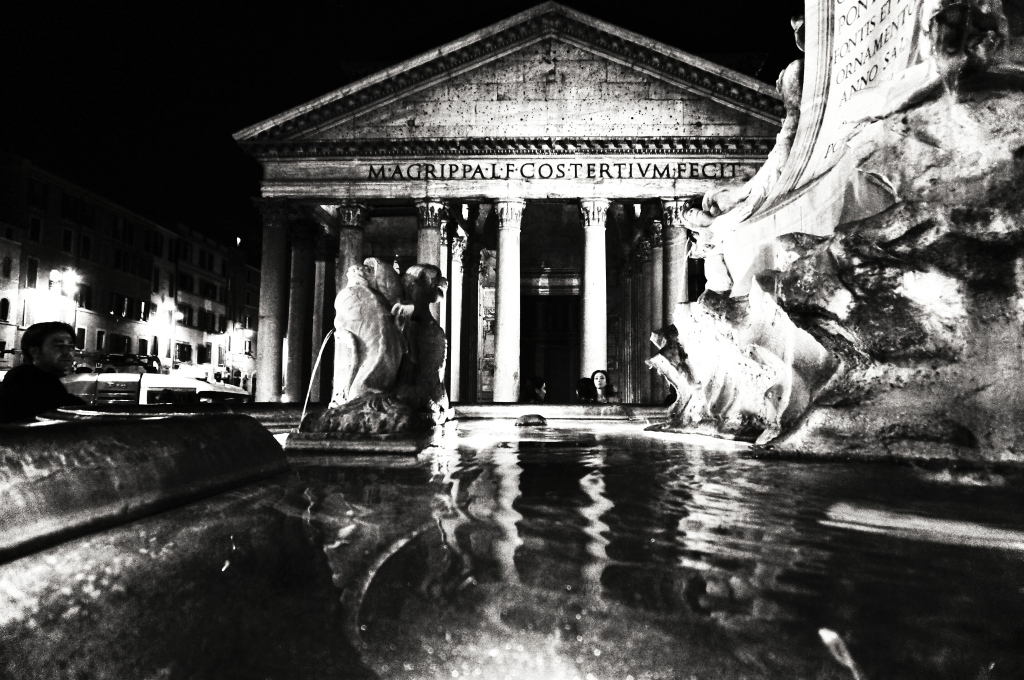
[402,264,449,308]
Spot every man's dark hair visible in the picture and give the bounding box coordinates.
[21,322,75,364]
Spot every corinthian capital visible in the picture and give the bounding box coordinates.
[336,202,366,229]
[660,197,687,229]
[253,197,293,228]
[494,199,525,230]
[415,199,447,231]
[650,220,663,248]
[579,198,609,229]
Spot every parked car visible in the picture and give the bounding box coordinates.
[63,371,250,405]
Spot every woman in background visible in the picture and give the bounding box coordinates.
[591,369,620,404]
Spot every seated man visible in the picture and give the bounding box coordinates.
[0,322,85,423]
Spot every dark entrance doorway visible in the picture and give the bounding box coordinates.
[520,295,580,403]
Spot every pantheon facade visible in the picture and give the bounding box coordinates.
[235,2,782,405]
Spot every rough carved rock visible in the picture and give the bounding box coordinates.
[766,84,1024,461]
[515,414,547,427]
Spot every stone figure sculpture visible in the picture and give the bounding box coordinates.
[395,264,450,425]
[329,260,405,407]
[648,280,838,444]
[682,19,806,293]
[302,259,450,435]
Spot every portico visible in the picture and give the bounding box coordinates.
[235,2,782,404]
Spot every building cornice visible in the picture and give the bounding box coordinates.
[247,136,776,160]
[234,3,783,144]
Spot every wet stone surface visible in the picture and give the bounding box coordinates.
[3,420,1024,679]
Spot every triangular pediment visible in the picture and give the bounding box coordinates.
[235,2,783,154]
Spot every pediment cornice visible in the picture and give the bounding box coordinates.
[235,3,784,145]
[246,136,775,160]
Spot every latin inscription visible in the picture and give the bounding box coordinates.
[831,0,917,106]
[366,161,741,181]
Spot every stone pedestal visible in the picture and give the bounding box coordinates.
[580,198,609,378]
[492,200,525,403]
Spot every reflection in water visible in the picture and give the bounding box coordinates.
[338,422,1024,680]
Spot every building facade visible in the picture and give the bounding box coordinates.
[235,3,783,404]
[0,154,259,390]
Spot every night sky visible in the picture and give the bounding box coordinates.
[1,0,803,261]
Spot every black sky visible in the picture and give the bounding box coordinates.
[1,0,803,259]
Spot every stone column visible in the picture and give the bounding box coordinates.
[416,199,446,321]
[334,203,366,294]
[254,198,290,402]
[448,226,467,403]
[638,238,653,404]
[579,198,610,379]
[438,226,450,333]
[492,199,525,403]
[662,198,691,308]
[649,220,665,404]
[309,237,329,403]
[284,226,314,403]
[332,203,365,398]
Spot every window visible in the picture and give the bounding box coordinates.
[197,342,212,365]
[111,217,122,241]
[153,267,160,293]
[152,336,159,357]
[80,235,92,260]
[177,272,194,294]
[96,330,105,351]
[78,284,93,311]
[20,300,29,327]
[244,339,253,355]
[143,229,152,253]
[175,342,192,362]
[0,298,8,322]
[218,315,227,333]
[199,279,217,300]
[0,341,6,359]
[75,327,85,350]
[27,179,48,210]
[123,221,135,246]
[152,233,164,259]
[177,241,192,263]
[245,291,252,305]
[181,305,194,327]
[243,314,252,330]
[61,195,95,227]
[29,217,41,242]
[62,229,73,253]
[139,300,150,322]
[26,258,38,288]
[2,257,11,278]
[138,338,148,356]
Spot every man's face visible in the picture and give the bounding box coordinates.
[31,332,76,376]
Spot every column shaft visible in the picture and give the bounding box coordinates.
[448,230,467,402]
[333,204,365,395]
[416,199,446,322]
[492,200,525,403]
[255,199,290,402]
[309,256,327,403]
[580,199,610,378]
[284,235,313,403]
[662,198,692,308]
[639,240,654,404]
[650,221,665,403]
